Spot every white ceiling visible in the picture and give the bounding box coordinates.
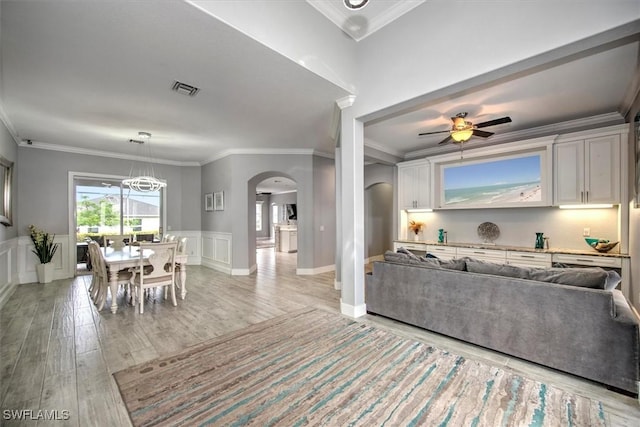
[1,0,639,188]
[306,0,426,41]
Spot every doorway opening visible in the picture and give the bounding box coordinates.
[254,175,297,271]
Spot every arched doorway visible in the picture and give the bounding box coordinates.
[249,172,298,273]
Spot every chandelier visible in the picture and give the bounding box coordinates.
[122,132,167,192]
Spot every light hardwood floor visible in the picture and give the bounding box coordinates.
[1,249,639,426]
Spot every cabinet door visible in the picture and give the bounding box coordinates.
[554,141,584,205]
[585,135,620,204]
[397,166,417,209]
[397,162,431,209]
[415,163,431,208]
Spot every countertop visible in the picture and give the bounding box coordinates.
[394,239,629,258]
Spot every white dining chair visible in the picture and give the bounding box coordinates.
[88,241,133,311]
[103,234,131,251]
[131,242,178,314]
[172,237,187,299]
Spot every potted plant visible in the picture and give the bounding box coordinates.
[408,220,423,241]
[28,225,59,283]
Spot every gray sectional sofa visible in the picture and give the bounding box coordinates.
[365,252,640,394]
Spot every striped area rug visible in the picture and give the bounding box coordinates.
[113,308,608,426]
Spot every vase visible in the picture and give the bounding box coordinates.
[535,232,545,249]
[36,262,54,284]
[413,233,420,241]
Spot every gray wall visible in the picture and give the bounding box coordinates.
[312,155,336,269]
[365,183,393,258]
[0,120,17,241]
[17,147,200,237]
[201,153,335,272]
[364,164,394,259]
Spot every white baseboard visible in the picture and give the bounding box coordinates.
[340,298,367,318]
[231,263,257,276]
[297,264,335,275]
[201,258,232,275]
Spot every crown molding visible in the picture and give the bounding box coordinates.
[306,0,425,42]
[364,138,404,159]
[202,148,326,165]
[18,140,199,166]
[336,95,356,110]
[404,112,625,160]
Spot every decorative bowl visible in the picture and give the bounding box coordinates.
[585,238,618,253]
[592,241,619,253]
[584,237,601,247]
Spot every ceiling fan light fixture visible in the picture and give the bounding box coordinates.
[344,0,369,10]
[451,129,473,142]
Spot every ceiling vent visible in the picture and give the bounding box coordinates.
[171,81,200,96]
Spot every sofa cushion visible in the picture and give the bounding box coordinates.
[528,267,609,289]
[438,258,467,271]
[464,258,530,279]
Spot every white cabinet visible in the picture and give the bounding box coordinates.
[456,247,506,263]
[397,160,431,209]
[280,229,297,253]
[554,135,620,205]
[425,245,457,260]
[552,253,622,269]
[506,251,552,268]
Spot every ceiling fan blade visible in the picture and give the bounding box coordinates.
[472,129,494,138]
[418,130,449,136]
[438,135,453,145]
[475,116,512,128]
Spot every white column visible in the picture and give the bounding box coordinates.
[337,96,366,318]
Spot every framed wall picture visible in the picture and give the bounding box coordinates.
[204,193,214,211]
[214,191,224,211]
[0,155,13,226]
[436,149,550,209]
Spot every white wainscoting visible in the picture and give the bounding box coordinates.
[168,230,202,265]
[18,235,71,284]
[0,237,19,309]
[201,231,232,274]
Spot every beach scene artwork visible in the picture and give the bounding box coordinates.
[443,155,542,206]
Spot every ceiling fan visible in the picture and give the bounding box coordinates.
[418,112,512,145]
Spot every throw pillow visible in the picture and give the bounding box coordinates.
[396,247,421,261]
[604,270,622,291]
[384,250,422,265]
[438,258,467,271]
[528,267,609,289]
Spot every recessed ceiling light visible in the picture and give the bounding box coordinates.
[344,0,369,10]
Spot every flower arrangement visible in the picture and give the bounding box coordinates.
[408,220,423,235]
[28,225,59,264]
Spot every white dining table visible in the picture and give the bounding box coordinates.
[101,246,188,313]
